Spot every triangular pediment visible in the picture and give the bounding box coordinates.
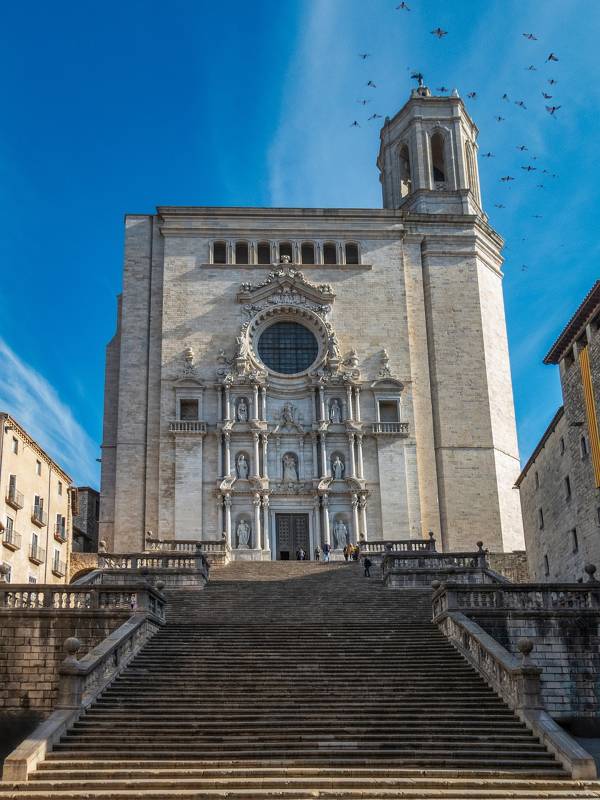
[236,268,335,306]
[370,378,405,390]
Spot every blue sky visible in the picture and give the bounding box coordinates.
[0,0,598,487]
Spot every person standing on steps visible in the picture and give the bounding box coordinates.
[322,542,330,563]
[363,556,372,578]
[314,545,321,561]
[343,544,350,562]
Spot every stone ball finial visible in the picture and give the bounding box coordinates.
[476,541,484,551]
[139,566,150,579]
[585,563,598,582]
[428,531,435,540]
[0,563,10,578]
[98,540,107,554]
[155,580,165,592]
[63,637,82,666]
[146,531,154,539]
[517,638,534,665]
[431,580,441,591]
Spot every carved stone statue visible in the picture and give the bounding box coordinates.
[333,519,348,549]
[329,399,342,424]
[332,455,345,480]
[282,453,298,482]
[184,346,194,367]
[236,519,251,549]
[237,398,248,422]
[281,402,295,425]
[236,454,249,480]
[280,254,292,264]
[379,348,391,378]
[327,332,341,360]
[235,336,249,359]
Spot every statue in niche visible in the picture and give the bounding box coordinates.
[236,519,251,549]
[236,454,249,480]
[236,398,249,422]
[281,402,295,425]
[329,399,342,424]
[282,453,298,482]
[332,455,345,480]
[333,519,348,549]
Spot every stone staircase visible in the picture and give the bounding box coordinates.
[3,561,600,798]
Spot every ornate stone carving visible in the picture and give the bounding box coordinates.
[282,453,299,482]
[273,402,304,433]
[177,346,198,379]
[236,397,249,422]
[333,519,349,549]
[378,349,392,378]
[270,481,313,495]
[236,519,251,549]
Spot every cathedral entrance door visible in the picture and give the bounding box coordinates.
[275,513,310,560]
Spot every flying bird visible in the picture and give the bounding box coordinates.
[436,86,449,93]
[537,184,545,188]
[515,100,527,109]
[357,98,371,105]
[431,27,448,38]
[501,93,510,101]
[521,165,536,171]
[500,175,515,182]
[366,80,377,88]
[546,105,561,115]
[548,78,558,85]
[542,91,553,99]
[396,2,410,9]
[410,71,425,85]
[368,113,382,120]
[546,52,559,62]
[521,265,528,272]
[522,33,537,40]
[516,145,528,151]
[481,152,495,158]
[532,214,543,219]
[494,203,506,209]
[467,91,477,99]
[350,120,361,127]
[525,65,537,71]
[358,53,371,60]
[494,115,506,122]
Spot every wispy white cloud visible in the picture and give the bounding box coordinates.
[0,338,99,487]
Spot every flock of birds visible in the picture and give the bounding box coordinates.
[349,6,564,274]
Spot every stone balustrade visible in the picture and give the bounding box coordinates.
[358,534,436,555]
[370,421,409,435]
[433,583,600,618]
[382,543,504,588]
[94,551,209,589]
[144,534,229,564]
[168,420,207,434]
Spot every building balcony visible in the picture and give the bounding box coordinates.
[31,505,48,527]
[5,487,24,510]
[52,558,67,578]
[169,420,207,434]
[2,529,22,551]
[54,525,67,543]
[29,544,45,565]
[371,422,409,436]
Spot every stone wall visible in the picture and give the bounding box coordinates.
[488,551,530,583]
[0,609,130,711]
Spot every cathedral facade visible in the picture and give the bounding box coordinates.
[100,85,525,557]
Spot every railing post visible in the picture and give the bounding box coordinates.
[56,638,84,710]
[515,639,543,710]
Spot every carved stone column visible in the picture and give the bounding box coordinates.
[359,496,368,541]
[224,386,232,421]
[313,496,321,546]
[224,432,231,476]
[322,494,331,546]
[298,436,305,479]
[252,433,260,478]
[348,434,356,478]
[352,493,360,545]
[217,434,223,478]
[346,385,354,421]
[217,386,223,422]
[355,387,362,422]
[319,386,326,422]
[260,386,267,420]
[261,434,269,479]
[319,432,328,478]
[311,433,319,479]
[262,495,270,551]
[253,493,262,550]
[224,495,232,547]
[252,384,259,421]
[356,434,364,479]
[217,495,224,538]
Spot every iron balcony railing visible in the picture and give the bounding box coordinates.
[5,487,24,510]
[31,505,48,527]
[29,544,46,565]
[52,558,67,578]
[2,529,22,551]
[54,524,67,543]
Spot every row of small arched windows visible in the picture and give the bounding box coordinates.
[212,240,360,266]
[397,132,479,201]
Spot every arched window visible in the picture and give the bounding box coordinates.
[345,243,359,265]
[301,242,315,264]
[279,242,293,262]
[323,243,337,264]
[235,241,249,264]
[257,241,271,265]
[431,132,446,184]
[399,144,411,197]
[213,241,227,264]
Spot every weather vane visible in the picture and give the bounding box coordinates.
[410,71,424,87]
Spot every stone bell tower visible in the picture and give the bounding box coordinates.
[377,83,482,215]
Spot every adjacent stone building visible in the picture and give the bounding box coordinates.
[0,412,72,583]
[101,85,525,558]
[517,282,600,581]
[72,486,100,553]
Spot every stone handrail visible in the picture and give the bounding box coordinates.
[145,535,226,555]
[168,420,207,434]
[433,583,600,617]
[3,604,164,781]
[359,536,436,554]
[0,584,166,620]
[432,594,596,779]
[384,551,487,570]
[371,421,409,435]
[99,552,208,573]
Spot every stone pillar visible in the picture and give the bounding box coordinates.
[262,495,270,551]
[298,436,305,479]
[359,496,368,541]
[320,432,328,477]
[217,495,224,538]
[313,496,321,546]
[217,387,223,422]
[311,434,319,479]
[224,432,231,476]
[260,386,267,421]
[319,386,326,422]
[224,386,232,421]
[252,433,260,478]
[224,495,232,547]
[261,434,269,479]
[348,434,356,478]
[356,434,364,479]
[352,493,360,545]
[355,387,362,422]
[346,385,354,421]
[217,434,223,478]
[252,384,259,421]
[322,494,331,546]
[253,493,262,550]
